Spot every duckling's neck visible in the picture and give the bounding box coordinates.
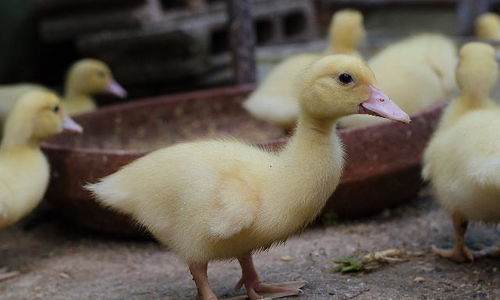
[1,135,40,151]
[284,114,337,156]
[328,34,358,55]
[271,113,343,228]
[439,90,495,130]
[461,89,493,104]
[64,89,96,115]
[330,43,354,55]
[1,123,38,150]
[65,89,94,105]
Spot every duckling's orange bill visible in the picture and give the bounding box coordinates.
[106,79,127,98]
[63,115,83,134]
[359,86,411,123]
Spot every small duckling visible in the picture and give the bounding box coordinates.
[476,12,500,41]
[0,91,82,280]
[0,59,126,119]
[61,59,127,115]
[243,9,366,129]
[87,55,409,300]
[422,42,500,262]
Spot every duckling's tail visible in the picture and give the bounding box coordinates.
[85,176,133,215]
[421,165,431,182]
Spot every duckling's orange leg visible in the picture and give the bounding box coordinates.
[189,263,217,300]
[433,211,474,263]
[234,254,304,299]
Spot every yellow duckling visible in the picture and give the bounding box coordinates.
[476,12,500,40]
[87,55,410,300]
[61,59,127,115]
[0,91,82,281]
[422,42,500,262]
[340,33,458,127]
[243,9,365,129]
[327,9,365,56]
[0,59,126,119]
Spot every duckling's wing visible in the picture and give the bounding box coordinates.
[206,177,259,240]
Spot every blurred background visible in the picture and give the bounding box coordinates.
[0,0,494,100]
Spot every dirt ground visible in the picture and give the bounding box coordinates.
[0,189,499,300]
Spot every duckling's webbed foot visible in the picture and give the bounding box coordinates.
[432,245,474,262]
[433,211,474,263]
[0,267,19,282]
[234,254,304,299]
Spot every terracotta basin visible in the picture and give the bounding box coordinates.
[42,85,444,235]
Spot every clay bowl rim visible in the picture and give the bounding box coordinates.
[42,84,446,156]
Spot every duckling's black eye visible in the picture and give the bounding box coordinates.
[53,105,59,113]
[97,71,106,78]
[338,73,354,85]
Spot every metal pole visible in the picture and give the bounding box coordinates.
[226,0,256,84]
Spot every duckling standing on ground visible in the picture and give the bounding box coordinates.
[0,91,82,281]
[87,55,410,300]
[422,42,500,262]
[476,13,500,41]
[0,59,126,119]
[243,9,365,129]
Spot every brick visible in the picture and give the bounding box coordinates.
[38,0,162,42]
[36,0,146,15]
[78,25,209,85]
[72,0,317,86]
[39,0,316,43]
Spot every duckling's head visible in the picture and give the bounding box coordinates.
[2,91,83,147]
[328,9,365,54]
[476,13,500,39]
[299,55,410,123]
[65,59,127,98]
[456,42,497,96]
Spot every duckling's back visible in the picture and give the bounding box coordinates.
[424,108,500,222]
[370,34,457,93]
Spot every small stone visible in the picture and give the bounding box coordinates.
[280,256,292,262]
[414,276,425,283]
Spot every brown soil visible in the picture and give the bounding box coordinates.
[0,189,499,300]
